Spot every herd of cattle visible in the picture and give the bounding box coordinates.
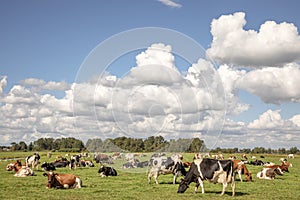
[5,152,295,196]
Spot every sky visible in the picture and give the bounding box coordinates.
[1,0,300,150]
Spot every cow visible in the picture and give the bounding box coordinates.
[256,168,282,180]
[94,153,113,164]
[232,160,252,182]
[242,154,248,160]
[25,153,40,170]
[148,154,186,184]
[6,163,15,171]
[43,171,82,189]
[52,160,70,168]
[10,160,35,177]
[135,161,149,168]
[177,158,235,196]
[287,154,295,159]
[249,159,265,166]
[70,155,81,169]
[14,166,35,177]
[82,160,95,167]
[98,166,117,177]
[265,162,290,173]
[41,162,56,171]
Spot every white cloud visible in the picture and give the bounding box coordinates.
[158,0,182,8]
[206,12,300,67]
[0,76,7,95]
[238,63,300,104]
[248,109,293,129]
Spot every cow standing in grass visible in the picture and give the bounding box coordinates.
[178,158,235,196]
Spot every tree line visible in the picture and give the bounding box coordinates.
[2,136,299,154]
[86,136,207,153]
[8,137,85,152]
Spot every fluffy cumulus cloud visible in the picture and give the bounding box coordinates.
[206,12,300,67]
[238,63,300,104]
[1,40,300,148]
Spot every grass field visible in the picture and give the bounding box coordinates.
[0,152,299,200]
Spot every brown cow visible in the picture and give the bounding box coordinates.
[232,160,252,182]
[8,160,34,177]
[43,172,82,189]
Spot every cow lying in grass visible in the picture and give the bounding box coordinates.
[43,172,82,189]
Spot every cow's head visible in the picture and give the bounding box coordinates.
[245,172,253,182]
[177,178,189,193]
[6,163,14,171]
[274,167,283,176]
[43,171,56,188]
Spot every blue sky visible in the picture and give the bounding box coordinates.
[0,0,300,149]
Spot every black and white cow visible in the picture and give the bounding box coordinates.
[98,166,117,177]
[25,153,40,170]
[148,154,186,184]
[178,158,235,196]
[41,162,56,171]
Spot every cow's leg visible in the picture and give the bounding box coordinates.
[173,173,177,184]
[197,177,205,194]
[238,170,243,182]
[194,178,200,194]
[231,178,235,197]
[154,172,159,184]
[147,171,152,184]
[220,182,227,196]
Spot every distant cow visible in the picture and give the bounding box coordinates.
[287,154,294,159]
[43,171,82,189]
[41,162,56,171]
[70,155,81,169]
[94,154,113,164]
[25,153,40,170]
[178,158,235,196]
[98,166,117,177]
[148,154,186,184]
[52,160,70,168]
[249,159,265,166]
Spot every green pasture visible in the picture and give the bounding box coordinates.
[0,152,299,200]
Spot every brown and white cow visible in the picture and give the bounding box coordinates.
[43,172,82,189]
[256,167,282,180]
[8,160,34,177]
[232,160,252,182]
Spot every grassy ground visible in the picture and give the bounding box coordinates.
[0,152,299,200]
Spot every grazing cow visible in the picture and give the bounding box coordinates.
[98,166,117,177]
[242,154,248,160]
[232,160,252,182]
[287,154,294,159]
[148,154,186,184]
[256,168,282,180]
[178,158,235,196]
[25,153,40,170]
[41,162,56,171]
[43,171,82,189]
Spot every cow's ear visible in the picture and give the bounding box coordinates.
[43,173,48,176]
